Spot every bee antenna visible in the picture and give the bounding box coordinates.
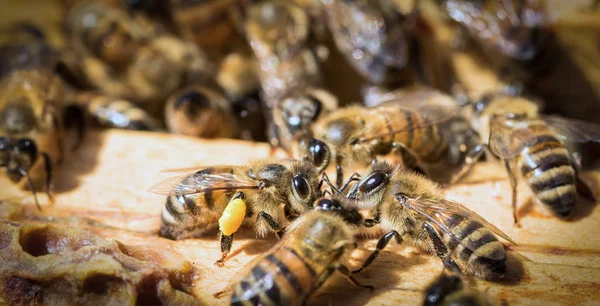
[321,173,347,198]
[18,167,42,211]
[322,189,332,196]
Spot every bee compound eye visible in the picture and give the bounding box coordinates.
[309,138,329,169]
[315,198,334,210]
[17,138,37,161]
[292,174,310,200]
[358,171,387,194]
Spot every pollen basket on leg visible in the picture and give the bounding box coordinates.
[219,198,247,236]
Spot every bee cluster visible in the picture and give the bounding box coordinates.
[1,0,600,305]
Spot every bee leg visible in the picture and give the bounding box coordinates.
[392,142,426,175]
[336,165,344,188]
[449,144,487,184]
[256,211,282,237]
[18,167,41,211]
[215,233,234,267]
[503,159,520,226]
[352,230,402,274]
[423,222,461,274]
[41,153,54,202]
[339,172,361,193]
[306,263,374,305]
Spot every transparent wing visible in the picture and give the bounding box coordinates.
[357,90,461,143]
[148,172,261,196]
[489,115,600,159]
[542,115,600,143]
[400,196,516,259]
[488,118,531,159]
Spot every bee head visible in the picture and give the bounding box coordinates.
[278,93,323,136]
[314,196,362,226]
[0,137,38,182]
[288,161,322,215]
[348,165,391,200]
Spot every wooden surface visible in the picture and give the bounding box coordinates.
[2,130,600,305]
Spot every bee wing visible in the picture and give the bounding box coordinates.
[148,173,261,196]
[488,118,536,159]
[542,115,600,143]
[357,91,460,143]
[400,197,516,258]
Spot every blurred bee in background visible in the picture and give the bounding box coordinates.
[423,270,503,306]
[0,42,65,210]
[73,92,162,131]
[170,0,247,58]
[436,0,547,61]
[297,87,464,186]
[0,19,163,133]
[216,52,268,141]
[165,85,238,138]
[348,162,516,280]
[270,87,338,155]
[245,0,322,107]
[149,160,322,266]
[320,0,413,86]
[436,0,600,125]
[224,196,373,305]
[65,1,213,114]
[454,93,600,224]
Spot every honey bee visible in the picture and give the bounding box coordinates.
[424,271,502,306]
[170,0,245,56]
[271,87,338,154]
[73,92,162,131]
[227,196,373,305]
[320,0,413,85]
[164,85,238,138]
[297,87,462,187]
[149,160,322,266]
[65,1,150,70]
[456,94,600,223]
[435,0,587,61]
[66,2,212,107]
[245,0,322,106]
[217,52,268,141]
[348,162,516,280]
[0,42,65,210]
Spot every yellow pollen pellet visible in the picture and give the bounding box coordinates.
[219,198,247,236]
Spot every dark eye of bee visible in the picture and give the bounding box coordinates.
[358,171,387,193]
[309,138,329,169]
[17,138,38,161]
[315,198,335,210]
[291,174,310,200]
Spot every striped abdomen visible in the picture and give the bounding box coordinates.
[87,95,160,131]
[519,131,576,217]
[160,167,240,240]
[441,216,506,280]
[231,246,317,306]
[376,107,447,163]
